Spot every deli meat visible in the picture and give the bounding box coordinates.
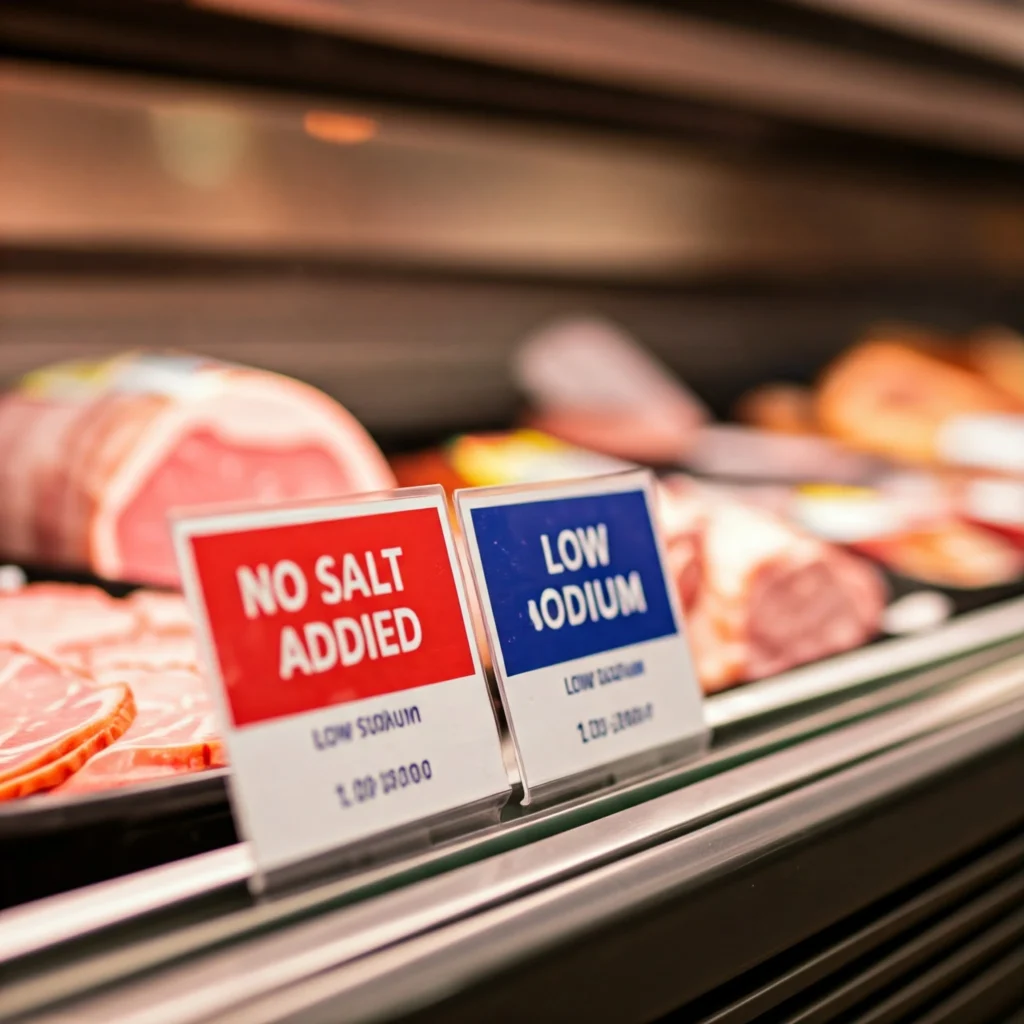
[61,667,223,793]
[0,645,135,800]
[0,583,139,657]
[0,581,224,797]
[0,354,395,586]
[658,479,886,692]
[393,431,889,694]
[815,338,1022,465]
[515,316,708,463]
[58,632,201,674]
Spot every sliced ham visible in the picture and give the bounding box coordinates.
[58,632,200,674]
[658,479,886,693]
[0,354,395,586]
[0,645,135,798]
[0,584,139,659]
[0,716,137,801]
[61,667,223,793]
[0,582,225,797]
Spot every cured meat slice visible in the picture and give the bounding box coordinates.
[59,632,200,674]
[658,479,886,693]
[92,633,199,670]
[0,645,135,796]
[0,354,395,586]
[61,668,223,792]
[0,708,136,801]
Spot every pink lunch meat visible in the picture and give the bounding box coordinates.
[0,644,136,797]
[60,666,223,792]
[658,478,887,693]
[0,583,140,657]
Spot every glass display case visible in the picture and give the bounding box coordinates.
[1,2,1023,1020]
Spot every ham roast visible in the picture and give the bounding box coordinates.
[0,354,395,586]
[658,478,886,693]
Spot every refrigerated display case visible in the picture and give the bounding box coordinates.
[2,2,1024,1020]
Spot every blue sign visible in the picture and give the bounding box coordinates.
[467,489,678,677]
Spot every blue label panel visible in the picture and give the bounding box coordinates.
[470,489,678,677]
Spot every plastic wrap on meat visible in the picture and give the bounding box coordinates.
[125,590,195,634]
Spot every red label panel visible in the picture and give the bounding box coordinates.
[188,506,476,728]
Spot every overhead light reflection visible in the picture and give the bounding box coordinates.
[303,111,378,145]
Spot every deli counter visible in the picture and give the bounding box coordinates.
[2,2,1024,1021]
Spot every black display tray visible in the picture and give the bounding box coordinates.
[885,571,1024,617]
[0,770,234,910]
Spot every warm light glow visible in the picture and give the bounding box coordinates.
[302,111,378,145]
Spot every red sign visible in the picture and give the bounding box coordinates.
[186,506,476,728]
